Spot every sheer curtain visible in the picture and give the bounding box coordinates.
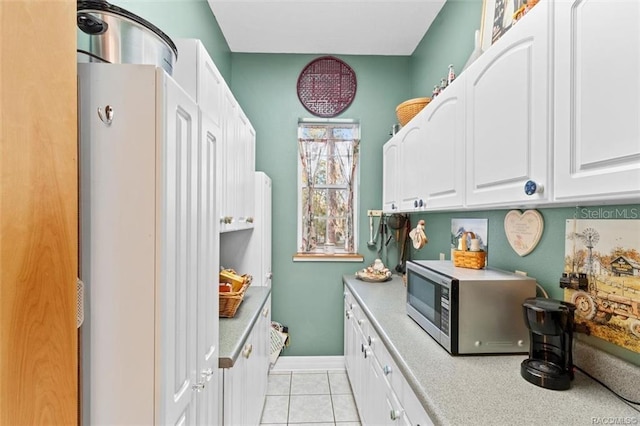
[298,120,359,254]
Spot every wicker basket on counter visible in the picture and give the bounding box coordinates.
[453,232,486,270]
[219,271,252,318]
[396,97,431,126]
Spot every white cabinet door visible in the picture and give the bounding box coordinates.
[249,296,271,425]
[422,75,466,210]
[465,1,551,207]
[198,48,224,128]
[382,139,400,212]
[554,0,640,203]
[237,112,256,224]
[399,117,429,211]
[220,90,238,229]
[262,174,272,287]
[161,71,200,426]
[221,297,270,426]
[173,39,225,128]
[368,357,392,426]
[219,172,272,287]
[80,64,158,426]
[222,355,247,426]
[344,291,357,378]
[195,111,220,425]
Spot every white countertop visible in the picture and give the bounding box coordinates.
[344,275,640,425]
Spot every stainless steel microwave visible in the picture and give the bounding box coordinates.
[406,260,536,355]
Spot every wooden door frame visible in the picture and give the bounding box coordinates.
[0,1,78,424]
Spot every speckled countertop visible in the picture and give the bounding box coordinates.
[219,286,271,368]
[344,275,640,426]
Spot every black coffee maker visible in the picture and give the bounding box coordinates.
[521,297,576,390]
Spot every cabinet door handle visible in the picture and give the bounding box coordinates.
[242,343,253,358]
[524,180,544,195]
[262,307,269,317]
[192,381,206,392]
[97,105,114,125]
[383,365,392,375]
[201,368,214,381]
[390,409,402,421]
[345,310,353,319]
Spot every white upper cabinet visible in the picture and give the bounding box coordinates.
[174,38,256,231]
[422,74,466,210]
[382,138,400,213]
[173,39,224,127]
[398,115,429,211]
[554,0,640,203]
[465,0,551,208]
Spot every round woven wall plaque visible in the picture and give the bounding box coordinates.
[297,56,357,117]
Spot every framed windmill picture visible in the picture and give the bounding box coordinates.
[563,219,640,353]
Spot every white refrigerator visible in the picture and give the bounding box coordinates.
[78,63,219,425]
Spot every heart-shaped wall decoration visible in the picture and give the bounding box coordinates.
[504,210,544,256]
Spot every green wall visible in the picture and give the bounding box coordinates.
[410,0,483,96]
[410,205,640,365]
[231,53,411,355]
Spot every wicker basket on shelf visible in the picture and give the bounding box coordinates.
[453,232,486,270]
[396,97,431,126]
[219,270,252,318]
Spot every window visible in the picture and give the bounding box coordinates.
[296,119,361,260]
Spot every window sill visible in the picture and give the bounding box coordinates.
[293,253,364,262]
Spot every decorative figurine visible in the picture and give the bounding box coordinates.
[447,64,456,85]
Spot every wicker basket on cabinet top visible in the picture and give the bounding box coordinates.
[396,97,431,126]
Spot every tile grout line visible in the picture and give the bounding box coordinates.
[328,371,337,426]
[287,371,292,426]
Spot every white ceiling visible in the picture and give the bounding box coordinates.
[207,0,447,56]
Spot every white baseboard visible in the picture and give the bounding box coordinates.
[270,356,346,372]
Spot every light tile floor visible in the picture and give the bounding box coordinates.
[260,370,361,426]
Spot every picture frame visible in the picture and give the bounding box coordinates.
[479,0,525,51]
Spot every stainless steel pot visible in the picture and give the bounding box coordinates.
[77,0,177,75]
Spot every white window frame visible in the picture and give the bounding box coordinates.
[294,118,362,262]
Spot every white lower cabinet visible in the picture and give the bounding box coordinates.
[344,288,433,426]
[221,295,271,425]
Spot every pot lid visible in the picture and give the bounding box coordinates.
[77,0,177,58]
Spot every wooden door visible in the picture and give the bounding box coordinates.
[0,1,78,425]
